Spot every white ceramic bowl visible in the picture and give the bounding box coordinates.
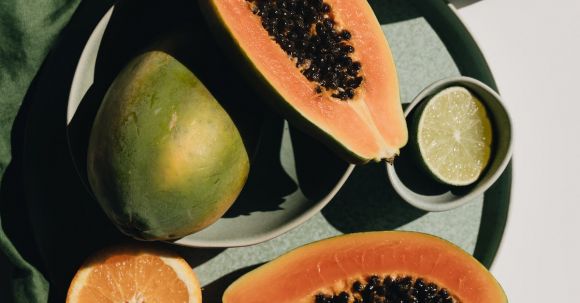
[386,76,512,212]
[65,4,354,247]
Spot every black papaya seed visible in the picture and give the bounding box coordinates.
[248,0,363,100]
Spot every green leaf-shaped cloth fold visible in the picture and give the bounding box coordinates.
[0,0,80,302]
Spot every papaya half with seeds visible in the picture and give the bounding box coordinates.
[223,231,507,303]
[199,0,408,164]
[87,51,249,240]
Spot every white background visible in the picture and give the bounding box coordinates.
[452,0,580,301]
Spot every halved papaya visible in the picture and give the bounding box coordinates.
[199,0,407,163]
[223,231,507,303]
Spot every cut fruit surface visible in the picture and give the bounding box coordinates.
[199,0,408,163]
[66,245,202,303]
[416,86,492,186]
[223,231,507,303]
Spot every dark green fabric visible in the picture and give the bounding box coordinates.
[0,0,80,302]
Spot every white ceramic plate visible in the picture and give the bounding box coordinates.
[66,3,353,247]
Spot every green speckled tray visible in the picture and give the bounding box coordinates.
[22,0,511,301]
[187,0,512,290]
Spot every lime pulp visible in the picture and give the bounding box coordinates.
[415,86,493,186]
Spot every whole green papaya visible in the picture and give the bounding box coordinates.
[87,51,249,240]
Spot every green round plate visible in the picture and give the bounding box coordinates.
[22,0,511,300]
[183,0,513,288]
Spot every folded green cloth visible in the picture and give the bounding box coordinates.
[0,0,80,302]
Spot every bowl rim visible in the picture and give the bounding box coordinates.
[386,76,513,212]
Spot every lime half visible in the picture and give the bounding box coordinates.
[415,86,493,186]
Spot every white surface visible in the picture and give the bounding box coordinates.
[454,0,580,301]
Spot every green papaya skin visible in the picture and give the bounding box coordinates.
[87,51,249,240]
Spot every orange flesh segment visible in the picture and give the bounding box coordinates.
[73,251,193,303]
[223,232,506,303]
[336,0,407,149]
[213,0,407,160]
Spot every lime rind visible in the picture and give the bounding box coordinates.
[415,86,492,186]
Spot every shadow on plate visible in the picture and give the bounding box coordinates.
[447,0,483,9]
[322,161,428,233]
[321,104,427,232]
[201,263,264,303]
[223,115,352,217]
[369,0,422,24]
[223,114,297,217]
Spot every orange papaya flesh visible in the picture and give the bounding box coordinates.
[223,231,507,303]
[200,0,408,163]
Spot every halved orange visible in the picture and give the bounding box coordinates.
[66,245,202,303]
